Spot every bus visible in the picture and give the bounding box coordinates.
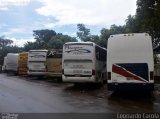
[2,56,7,72]
[107,33,154,91]
[27,50,48,76]
[46,49,62,79]
[18,52,28,75]
[6,53,19,74]
[62,42,107,83]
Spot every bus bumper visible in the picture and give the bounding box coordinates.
[62,75,96,83]
[5,70,18,75]
[107,83,154,91]
[46,72,62,77]
[27,71,46,76]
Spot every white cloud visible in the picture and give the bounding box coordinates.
[0,0,31,6]
[36,0,137,27]
[2,27,35,47]
[44,23,56,29]
[7,37,35,47]
[63,32,76,37]
[2,27,31,36]
[0,7,9,11]
[10,28,27,33]
[0,24,8,29]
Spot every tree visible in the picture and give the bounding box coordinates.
[110,24,126,34]
[0,36,13,48]
[47,34,77,49]
[136,0,160,47]
[76,24,107,47]
[76,24,127,48]
[99,25,126,48]
[24,30,77,51]
[77,24,91,41]
[33,29,57,48]
[99,28,111,48]
[125,15,139,33]
[23,42,39,51]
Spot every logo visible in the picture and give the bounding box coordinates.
[47,51,57,56]
[30,55,45,58]
[2,113,18,119]
[65,49,91,53]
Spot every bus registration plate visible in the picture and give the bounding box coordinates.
[33,65,40,68]
[73,70,82,74]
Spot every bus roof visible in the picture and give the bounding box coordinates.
[64,42,107,51]
[29,49,48,52]
[19,52,28,54]
[64,42,95,45]
[109,33,150,38]
[7,53,18,56]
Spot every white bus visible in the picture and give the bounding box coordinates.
[62,42,107,83]
[107,33,154,91]
[2,56,7,72]
[6,53,19,74]
[27,50,48,76]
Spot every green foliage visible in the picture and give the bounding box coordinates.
[23,42,39,51]
[76,24,127,48]
[76,24,105,47]
[110,24,126,34]
[77,24,91,41]
[99,25,127,48]
[32,29,57,49]
[46,34,76,49]
[24,30,77,51]
[0,36,13,48]
[98,0,160,49]
[136,0,160,46]
[125,15,139,33]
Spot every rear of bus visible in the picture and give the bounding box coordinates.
[107,33,154,91]
[2,56,7,72]
[6,53,19,74]
[46,49,62,78]
[18,52,28,75]
[62,42,96,83]
[28,50,47,76]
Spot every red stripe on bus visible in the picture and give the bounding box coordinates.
[112,64,147,82]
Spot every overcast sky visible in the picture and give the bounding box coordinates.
[0,0,137,46]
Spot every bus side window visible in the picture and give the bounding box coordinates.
[96,52,99,60]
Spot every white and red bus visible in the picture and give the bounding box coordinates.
[107,33,154,91]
